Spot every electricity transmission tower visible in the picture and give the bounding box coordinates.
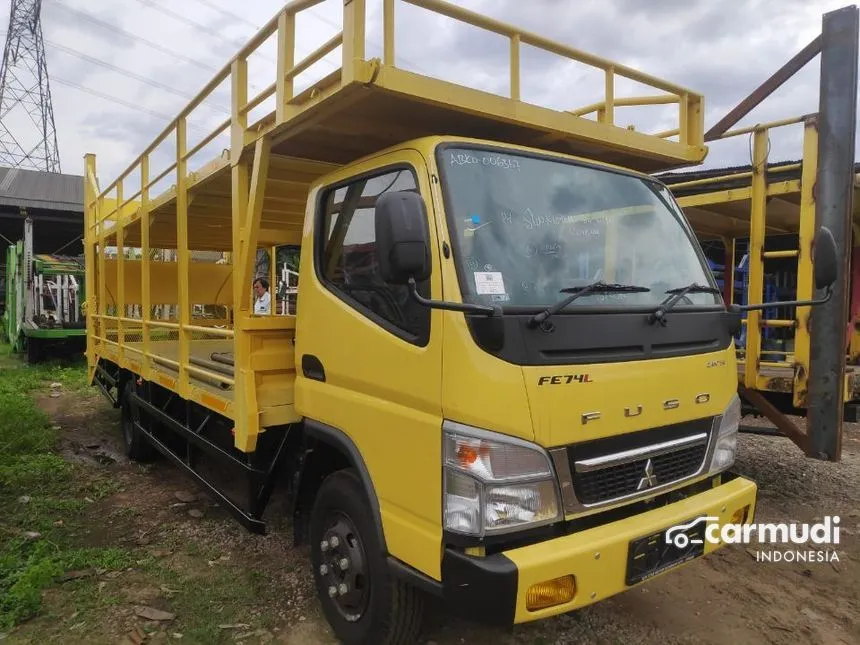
[0,0,61,172]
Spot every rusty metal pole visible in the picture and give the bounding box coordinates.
[808,5,859,461]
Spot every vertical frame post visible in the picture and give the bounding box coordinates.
[721,236,736,306]
[269,245,276,316]
[342,0,366,84]
[98,198,107,351]
[384,0,395,67]
[679,94,690,145]
[276,9,295,122]
[141,155,152,377]
[231,58,255,451]
[510,34,520,101]
[84,154,97,380]
[744,127,769,389]
[176,118,190,396]
[603,67,614,125]
[116,180,125,363]
[808,5,859,461]
[793,116,819,409]
[231,58,248,313]
[23,216,32,326]
[684,93,704,148]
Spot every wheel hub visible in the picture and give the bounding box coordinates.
[318,512,368,622]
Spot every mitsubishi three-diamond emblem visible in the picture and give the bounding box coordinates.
[637,458,659,490]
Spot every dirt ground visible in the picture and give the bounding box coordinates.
[7,384,860,645]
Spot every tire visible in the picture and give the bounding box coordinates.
[120,380,158,462]
[309,468,424,645]
[26,337,41,364]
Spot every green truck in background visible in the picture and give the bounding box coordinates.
[3,217,86,363]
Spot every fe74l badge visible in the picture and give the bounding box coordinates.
[538,374,593,385]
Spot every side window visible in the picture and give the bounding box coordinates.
[318,167,431,344]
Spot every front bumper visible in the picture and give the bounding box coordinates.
[441,474,757,625]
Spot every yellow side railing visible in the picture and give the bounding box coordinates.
[89,0,707,233]
[401,0,702,144]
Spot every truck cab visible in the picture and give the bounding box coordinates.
[293,135,756,633]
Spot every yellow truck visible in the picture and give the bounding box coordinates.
[83,1,839,643]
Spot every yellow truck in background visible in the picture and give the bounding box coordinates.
[83,1,839,643]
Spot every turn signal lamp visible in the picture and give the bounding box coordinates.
[526,575,576,611]
[732,505,750,525]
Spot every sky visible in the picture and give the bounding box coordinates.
[1,0,858,190]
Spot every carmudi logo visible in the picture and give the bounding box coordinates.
[664,515,842,563]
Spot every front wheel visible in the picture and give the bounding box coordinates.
[309,469,424,645]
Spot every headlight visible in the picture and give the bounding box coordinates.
[443,421,562,536]
[707,394,741,474]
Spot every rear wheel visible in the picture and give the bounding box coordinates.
[309,469,424,645]
[120,380,158,462]
[26,337,41,364]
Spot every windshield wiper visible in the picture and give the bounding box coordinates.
[528,281,650,329]
[647,283,721,326]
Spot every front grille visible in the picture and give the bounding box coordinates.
[565,417,714,506]
[571,441,708,505]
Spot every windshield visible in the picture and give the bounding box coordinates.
[437,146,720,310]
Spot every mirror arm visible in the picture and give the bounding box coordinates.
[731,285,833,313]
[407,277,501,317]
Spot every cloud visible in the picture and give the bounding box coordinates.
[389,0,857,170]
[1,0,855,186]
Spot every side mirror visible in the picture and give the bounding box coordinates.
[814,226,838,291]
[374,190,501,320]
[374,191,431,285]
[728,224,839,316]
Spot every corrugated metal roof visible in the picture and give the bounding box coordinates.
[656,159,803,183]
[656,160,860,199]
[0,166,84,212]
[657,160,860,182]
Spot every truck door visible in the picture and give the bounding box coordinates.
[295,149,444,580]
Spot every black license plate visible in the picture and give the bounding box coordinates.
[625,515,708,585]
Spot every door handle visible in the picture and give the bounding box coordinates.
[302,354,326,382]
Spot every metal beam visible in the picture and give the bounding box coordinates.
[808,5,859,462]
[704,35,822,141]
[738,386,809,452]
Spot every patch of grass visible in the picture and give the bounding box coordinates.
[0,348,134,631]
[0,543,132,629]
[0,346,86,460]
[141,556,265,643]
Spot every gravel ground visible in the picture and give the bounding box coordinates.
[7,389,859,645]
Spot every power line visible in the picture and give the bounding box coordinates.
[185,0,396,73]
[47,0,269,92]
[188,0,257,30]
[44,37,230,115]
[47,0,220,73]
[133,0,275,62]
[0,29,230,115]
[51,75,217,136]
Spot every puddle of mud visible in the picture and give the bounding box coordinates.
[59,437,126,467]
